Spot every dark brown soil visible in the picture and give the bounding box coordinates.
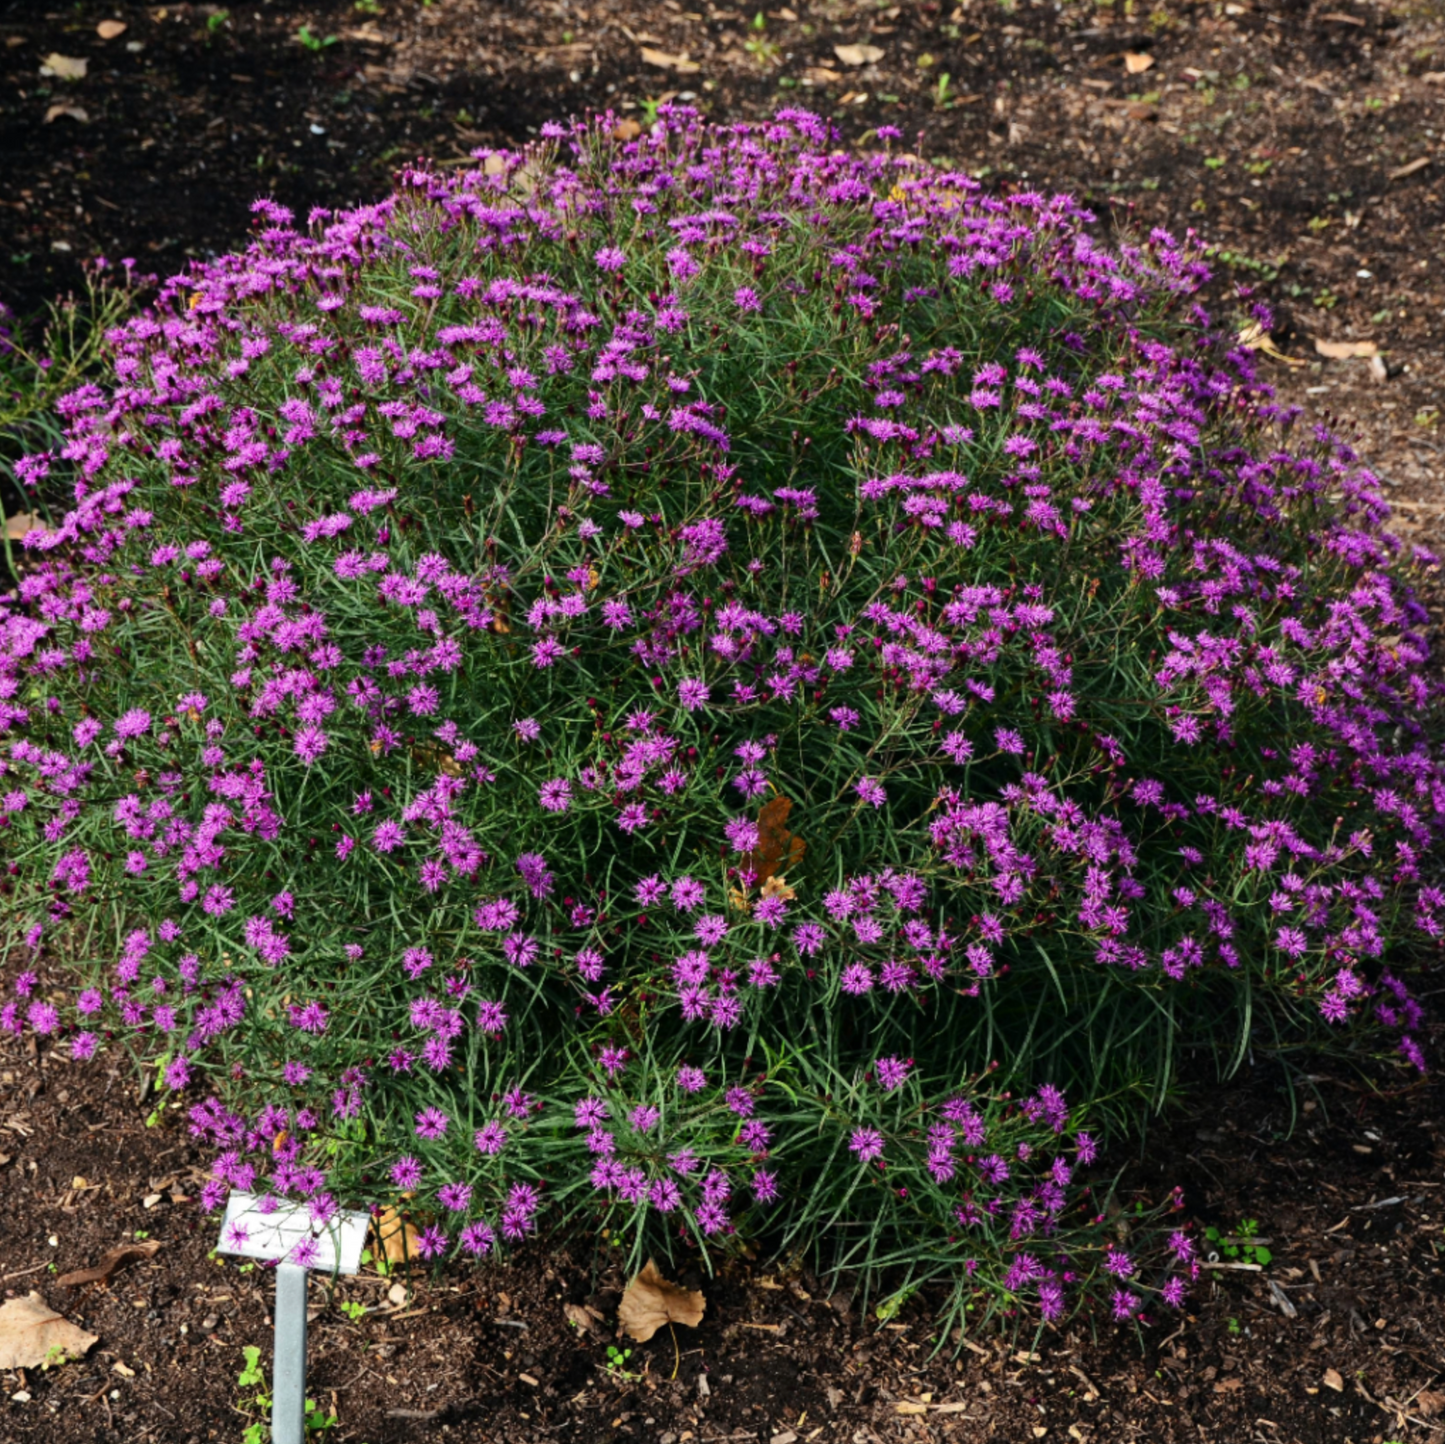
[2,1,1445,1441]
[3,1021,1444,1444]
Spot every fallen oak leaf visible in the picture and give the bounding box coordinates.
[618,1258,705,1343]
[57,1238,162,1288]
[834,42,885,66]
[743,794,805,887]
[1313,337,1378,359]
[0,1293,98,1370]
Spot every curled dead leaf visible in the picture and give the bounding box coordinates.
[1236,323,1304,367]
[1123,51,1155,73]
[563,1302,601,1333]
[1313,337,1378,360]
[57,1238,162,1288]
[834,42,885,66]
[44,103,89,124]
[0,1293,98,1370]
[612,118,643,142]
[618,1259,705,1343]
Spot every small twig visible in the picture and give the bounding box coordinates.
[1,1261,51,1281]
[1200,1260,1263,1272]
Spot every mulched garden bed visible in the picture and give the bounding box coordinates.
[2,1,1444,1441]
[3,1017,1443,1443]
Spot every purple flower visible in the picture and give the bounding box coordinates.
[849,1128,885,1164]
[594,245,627,273]
[391,1155,423,1189]
[539,778,572,813]
[678,677,710,712]
[414,1107,449,1140]
[855,777,887,809]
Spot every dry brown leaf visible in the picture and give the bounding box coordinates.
[640,46,700,74]
[803,66,841,84]
[1417,1389,1445,1419]
[373,1204,420,1270]
[612,118,643,141]
[563,1302,598,1333]
[0,1293,98,1370]
[96,19,127,39]
[1388,156,1431,181]
[742,794,805,888]
[1313,337,1378,359]
[1123,51,1155,73]
[57,1239,162,1289]
[617,1259,705,1343]
[834,42,885,66]
[4,511,48,540]
[1424,71,1445,83]
[44,104,89,124]
[40,53,87,80]
[1322,1367,1345,1392]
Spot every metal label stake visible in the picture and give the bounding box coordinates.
[217,1192,371,1444]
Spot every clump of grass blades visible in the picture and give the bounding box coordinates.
[0,108,1436,1335]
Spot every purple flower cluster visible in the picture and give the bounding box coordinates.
[0,106,1435,1326]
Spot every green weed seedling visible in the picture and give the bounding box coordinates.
[237,1345,272,1444]
[1205,1218,1272,1267]
[605,1345,642,1382]
[296,25,338,51]
[237,1346,339,1441]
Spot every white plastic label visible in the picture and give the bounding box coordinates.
[217,1191,371,1275]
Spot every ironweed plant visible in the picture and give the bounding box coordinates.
[0,108,1438,1330]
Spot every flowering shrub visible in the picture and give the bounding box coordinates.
[0,108,1438,1326]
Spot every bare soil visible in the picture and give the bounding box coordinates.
[2,1,1444,1441]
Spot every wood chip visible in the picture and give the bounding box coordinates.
[640,46,700,73]
[1388,156,1432,180]
[834,43,885,66]
[1323,1367,1345,1391]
